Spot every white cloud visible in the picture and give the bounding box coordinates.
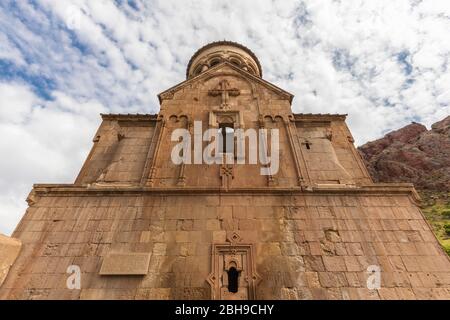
[0,83,38,123]
[0,33,26,66]
[0,0,449,234]
[0,83,103,234]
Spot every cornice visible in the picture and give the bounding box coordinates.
[101,114,158,121]
[293,113,348,122]
[31,183,419,200]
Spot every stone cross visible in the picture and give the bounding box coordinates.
[302,140,312,150]
[208,79,240,110]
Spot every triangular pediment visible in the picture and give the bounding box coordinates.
[158,61,294,104]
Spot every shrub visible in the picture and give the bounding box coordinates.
[444,223,450,235]
[445,246,450,257]
[441,210,450,218]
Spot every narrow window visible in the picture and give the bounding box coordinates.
[194,66,202,76]
[305,142,311,150]
[218,123,234,154]
[227,267,239,293]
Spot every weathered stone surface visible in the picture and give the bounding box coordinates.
[99,252,151,275]
[0,234,21,287]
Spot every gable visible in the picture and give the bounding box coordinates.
[158,61,294,104]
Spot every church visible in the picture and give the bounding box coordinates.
[1,41,449,299]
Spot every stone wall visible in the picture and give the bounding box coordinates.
[1,189,449,300]
[75,115,157,185]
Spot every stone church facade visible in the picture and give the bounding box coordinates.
[1,41,449,300]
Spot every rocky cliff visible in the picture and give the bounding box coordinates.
[358,116,450,191]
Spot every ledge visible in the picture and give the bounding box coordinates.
[101,114,158,121]
[293,113,348,121]
[31,183,419,199]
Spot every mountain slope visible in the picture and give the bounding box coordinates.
[358,116,450,255]
[358,116,450,190]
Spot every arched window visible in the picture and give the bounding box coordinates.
[229,58,241,67]
[209,58,222,67]
[218,123,234,154]
[227,267,239,293]
[194,65,203,76]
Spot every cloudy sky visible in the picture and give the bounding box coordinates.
[0,0,449,235]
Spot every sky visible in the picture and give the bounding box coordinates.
[0,0,449,235]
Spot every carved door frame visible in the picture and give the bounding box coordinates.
[207,237,260,300]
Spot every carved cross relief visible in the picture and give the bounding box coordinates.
[208,79,240,110]
[220,164,234,190]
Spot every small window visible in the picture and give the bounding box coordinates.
[230,59,241,66]
[227,267,239,293]
[210,58,221,67]
[194,66,202,76]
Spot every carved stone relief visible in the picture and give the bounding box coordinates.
[207,232,260,300]
[208,79,240,110]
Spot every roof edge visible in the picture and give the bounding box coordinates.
[186,41,262,78]
[160,61,293,104]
